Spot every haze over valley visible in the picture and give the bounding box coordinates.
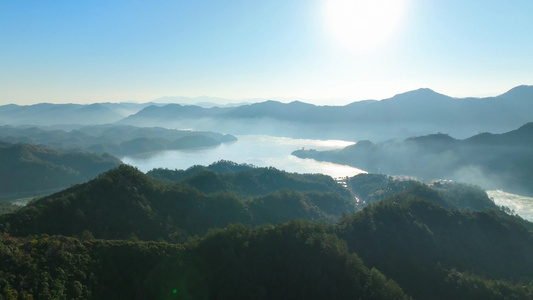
[2,86,533,218]
[117,85,533,141]
[2,1,533,298]
[5,85,533,141]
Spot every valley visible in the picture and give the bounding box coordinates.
[4,2,533,297]
[1,86,533,299]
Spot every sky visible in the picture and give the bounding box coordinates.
[1,0,532,105]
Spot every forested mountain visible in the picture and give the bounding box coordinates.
[148,160,348,198]
[3,162,521,240]
[336,195,533,300]
[348,174,494,210]
[293,122,533,196]
[0,223,409,300]
[1,162,532,299]
[0,124,237,156]
[0,142,121,200]
[119,85,533,141]
[147,160,257,181]
[0,164,357,242]
[346,173,533,231]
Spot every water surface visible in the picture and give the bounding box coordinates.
[122,135,533,222]
[122,135,364,178]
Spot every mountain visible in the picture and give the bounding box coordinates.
[153,95,258,107]
[292,122,533,196]
[117,104,233,128]
[99,101,160,116]
[0,164,357,241]
[0,142,121,200]
[0,103,122,126]
[148,161,351,207]
[0,124,237,156]
[4,161,519,240]
[4,86,532,140]
[221,100,318,120]
[1,162,532,299]
[336,192,533,299]
[0,102,155,127]
[118,85,533,141]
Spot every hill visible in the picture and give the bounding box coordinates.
[293,122,533,196]
[0,222,409,300]
[0,124,237,156]
[1,162,532,299]
[336,193,533,299]
[0,142,121,200]
[0,164,357,242]
[148,160,349,198]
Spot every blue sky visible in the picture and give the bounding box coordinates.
[1,0,532,105]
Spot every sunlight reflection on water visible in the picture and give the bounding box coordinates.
[122,135,364,178]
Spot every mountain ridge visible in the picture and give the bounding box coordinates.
[1,162,532,299]
[118,85,533,141]
[292,122,533,197]
[3,85,533,140]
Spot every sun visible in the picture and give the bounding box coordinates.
[324,0,407,53]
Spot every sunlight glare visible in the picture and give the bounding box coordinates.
[324,0,407,53]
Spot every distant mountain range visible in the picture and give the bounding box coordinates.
[0,97,253,127]
[2,85,532,141]
[292,122,533,196]
[153,95,258,107]
[118,85,533,141]
[0,102,158,126]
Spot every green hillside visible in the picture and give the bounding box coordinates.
[0,142,121,200]
[0,165,357,242]
[337,193,533,299]
[1,163,532,299]
[0,222,409,300]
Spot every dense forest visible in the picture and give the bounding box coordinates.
[348,173,508,212]
[1,162,532,299]
[293,122,533,196]
[0,141,121,200]
[0,223,409,300]
[0,164,356,242]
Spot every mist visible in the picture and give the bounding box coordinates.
[292,125,533,198]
